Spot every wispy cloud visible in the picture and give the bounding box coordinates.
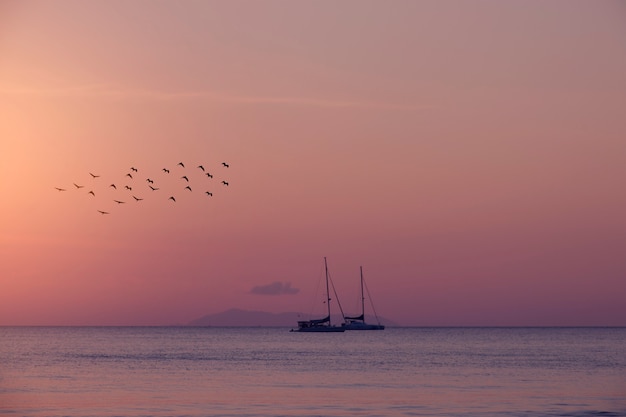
[250,281,299,296]
[0,84,434,111]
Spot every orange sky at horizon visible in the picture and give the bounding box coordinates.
[1,1,625,326]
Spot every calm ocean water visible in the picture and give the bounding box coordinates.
[1,327,624,417]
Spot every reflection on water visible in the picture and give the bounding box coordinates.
[1,327,625,416]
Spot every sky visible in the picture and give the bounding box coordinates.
[1,0,625,326]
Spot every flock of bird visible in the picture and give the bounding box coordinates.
[55,161,230,215]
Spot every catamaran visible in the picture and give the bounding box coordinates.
[291,257,345,332]
[342,266,385,330]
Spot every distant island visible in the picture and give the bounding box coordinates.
[188,308,398,327]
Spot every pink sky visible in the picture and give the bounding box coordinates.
[1,1,625,326]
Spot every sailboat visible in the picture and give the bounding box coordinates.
[342,266,385,330]
[291,257,345,332]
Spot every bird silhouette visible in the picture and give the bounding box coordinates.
[61,158,235,215]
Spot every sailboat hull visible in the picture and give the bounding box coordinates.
[291,325,345,333]
[342,321,385,330]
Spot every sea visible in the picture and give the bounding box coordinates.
[1,327,625,417]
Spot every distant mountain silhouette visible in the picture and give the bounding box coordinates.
[188,309,301,327]
[187,308,398,327]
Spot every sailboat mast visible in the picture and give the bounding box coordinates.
[325,257,331,325]
[360,266,365,319]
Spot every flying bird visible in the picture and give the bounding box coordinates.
[149,185,159,191]
[162,168,170,173]
[222,181,229,186]
[177,162,185,168]
[89,173,100,178]
[181,176,189,182]
[114,200,125,204]
[205,173,213,178]
[88,190,95,196]
[222,162,229,168]
[110,184,117,189]
[55,187,66,192]
[133,196,143,201]
[97,210,109,215]
[205,191,212,196]
[146,179,154,184]
[126,173,133,179]
[130,167,138,172]
[169,196,176,202]
[197,165,205,171]
[185,186,192,192]
[125,186,132,190]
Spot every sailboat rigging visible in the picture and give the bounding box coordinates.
[291,257,345,332]
[342,266,385,330]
